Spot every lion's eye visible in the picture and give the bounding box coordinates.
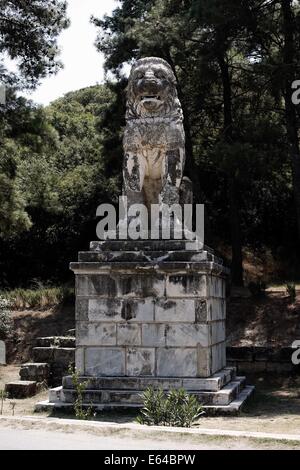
[155,72,165,79]
[135,72,144,79]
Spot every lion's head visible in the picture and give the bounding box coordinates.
[126,57,183,120]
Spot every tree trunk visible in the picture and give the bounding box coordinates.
[218,52,244,286]
[281,0,300,243]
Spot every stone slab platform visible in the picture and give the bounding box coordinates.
[36,367,254,415]
[36,385,254,416]
[61,377,245,406]
[62,367,236,392]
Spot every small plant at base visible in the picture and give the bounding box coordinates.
[68,365,93,420]
[136,388,204,428]
[286,283,296,303]
[0,390,8,415]
[9,401,16,416]
[136,388,167,426]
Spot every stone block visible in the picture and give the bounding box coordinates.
[266,362,293,373]
[75,348,85,374]
[167,275,206,298]
[49,386,63,402]
[157,348,198,377]
[210,321,226,345]
[251,347,271,362]
[126,348,155,376]
[76,298,89,321]
[142,324,166,347]
[166,324,209,347]
[117,275,165,298]
[85,348,125,376]
[117,324,141,346]
[208,276,225,298]
[77,322,116,346]
[5,381,37,398]
[155,299,195,322]
[86,298,154,323]
[197,347,212,377]
[195,299,226,323]
[19,363,49,382]
[62,375,183,390]
[121,299,155,322]
[76,274,117,297]
[33,347,55,363]
[87,299,122,322]
[211,343,226,373]
[53,348,75,367]
[226,347,254,362]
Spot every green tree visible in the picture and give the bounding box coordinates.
[0,0,69,88]
[93,0,299,285]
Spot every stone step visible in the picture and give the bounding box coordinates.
[36,384,254,416]
[62,368,236,393]
[35,337,76,348]
[203,386,255,416]
[33,347,75,364]
[61,377,244,407]
[66,329,76,337]
[19,363,50,382]
[5,381,37,399]
[90,240,212,253]
[208,377,246,405]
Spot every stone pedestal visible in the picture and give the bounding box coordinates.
[38,240,254,414]
[73,240,227,379]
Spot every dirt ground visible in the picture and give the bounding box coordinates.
[227,292,300,346]
[6,306,75,363]
[1,365,300,438]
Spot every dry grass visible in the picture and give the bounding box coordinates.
[0,286,74,310]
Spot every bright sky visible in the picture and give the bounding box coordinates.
[23,0,117,106]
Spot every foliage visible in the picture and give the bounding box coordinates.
[0,296,12,340]
[68,366,93,421]
[0,86,119,287]
[136,388,204,428]
[0,0,70,89]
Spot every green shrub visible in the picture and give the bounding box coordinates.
[248,281,266,298]
[136,388,204,428]
[68,365,93,420]
[0,297,12,340]
[286,283,297,303]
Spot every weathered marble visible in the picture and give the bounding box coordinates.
[0,340,6,365]
[71,243,228,379]
[123,57,186,214]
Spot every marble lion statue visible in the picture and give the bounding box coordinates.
[123,57,187,217]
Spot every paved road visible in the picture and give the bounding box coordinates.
[0,427,217,450]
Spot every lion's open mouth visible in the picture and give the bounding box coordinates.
[141,95,161,102]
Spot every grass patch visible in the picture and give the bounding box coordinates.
[0,286,75,310]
